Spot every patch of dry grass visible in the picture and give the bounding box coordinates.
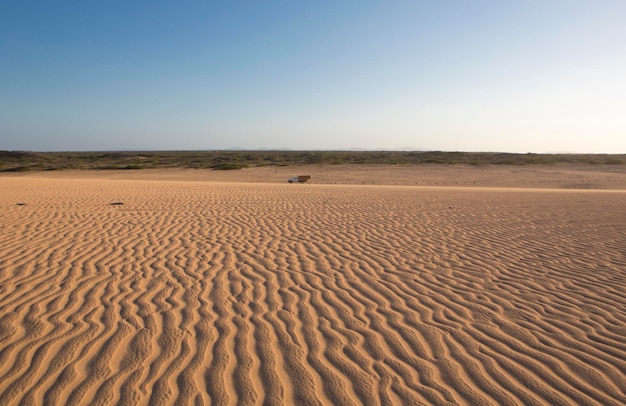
[1,150,624,172]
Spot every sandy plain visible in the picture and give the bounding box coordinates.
[1,165,625,405]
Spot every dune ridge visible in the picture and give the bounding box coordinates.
[1,176,625,405]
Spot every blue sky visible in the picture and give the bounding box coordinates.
[1,1,625,152]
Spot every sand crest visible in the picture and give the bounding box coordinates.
[1,173,625,405]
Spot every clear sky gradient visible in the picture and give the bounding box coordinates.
[1,1,625,152]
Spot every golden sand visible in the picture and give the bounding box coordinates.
[1,166,625,405]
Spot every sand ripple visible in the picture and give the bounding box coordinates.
[1,177,625,405]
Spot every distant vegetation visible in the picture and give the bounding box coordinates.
[1,150,624,172]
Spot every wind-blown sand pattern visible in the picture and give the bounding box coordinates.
[1,173,625,405]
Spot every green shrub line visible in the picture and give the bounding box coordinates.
[0,150,624,172]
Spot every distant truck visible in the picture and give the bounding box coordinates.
[288,175,311,184]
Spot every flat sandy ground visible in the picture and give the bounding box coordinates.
[1,165,625,405]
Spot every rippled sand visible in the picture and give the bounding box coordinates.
[1,170,625,405]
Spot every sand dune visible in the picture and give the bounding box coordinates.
[1,173,625,405]
[17,163,626,190]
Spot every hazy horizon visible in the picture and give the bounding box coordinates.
[5,148,624,156]
[2,1,625,153]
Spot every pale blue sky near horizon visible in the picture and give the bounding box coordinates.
[1,1,625,153]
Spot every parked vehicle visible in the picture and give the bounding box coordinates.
[288,175,311,183]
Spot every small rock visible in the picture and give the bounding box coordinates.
[109,202,124,206]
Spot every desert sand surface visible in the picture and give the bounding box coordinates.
[1,167,625,405]
[9,163,626,189]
